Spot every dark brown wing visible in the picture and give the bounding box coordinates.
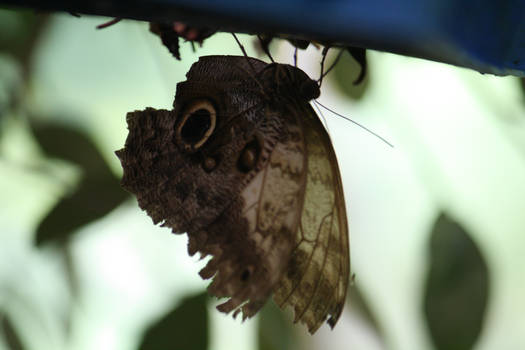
[273,102,350,334]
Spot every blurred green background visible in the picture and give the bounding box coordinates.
[0,8,524,350]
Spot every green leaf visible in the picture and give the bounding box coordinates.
[0,56,23,125]
[139,292,209,350]
[31,122,129,246]
[258,301,296,350]
[0,9,50,75]
[1,313,25,350]
[423,214,490,350]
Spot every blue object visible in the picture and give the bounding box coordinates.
[3,0,525,76]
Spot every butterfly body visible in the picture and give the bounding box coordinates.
[116,55,349,333]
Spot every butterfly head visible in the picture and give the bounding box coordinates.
[260,63,320,101]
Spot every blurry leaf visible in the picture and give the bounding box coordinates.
[139,292,208,350]
[258,301,296,350]
[35,179,127,245]
[31,122,129,246]
[1,313,25,350]
[31,122,108,173]
[423,214,489,350]
[330,49,369,100]
[0,9,49,75]
[0,56,23,124]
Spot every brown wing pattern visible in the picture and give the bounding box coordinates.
[196,111,308,320]
[274,103,350,333]
[117,56,349,333]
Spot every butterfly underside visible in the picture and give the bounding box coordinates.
[116,55,349,333]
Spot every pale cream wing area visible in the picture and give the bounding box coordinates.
[274,103,350,334]
[212,120,308,319]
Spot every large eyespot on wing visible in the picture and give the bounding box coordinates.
[175,99,216,152]
[273,103,350,334]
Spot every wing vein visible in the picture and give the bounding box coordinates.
[295,209,335,321]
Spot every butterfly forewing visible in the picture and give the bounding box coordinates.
[274,102,349,333]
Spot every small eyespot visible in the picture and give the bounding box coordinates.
[240,148,256,170]
[237,137,262,173]
[202,155,219,172]
[176,99,216,151]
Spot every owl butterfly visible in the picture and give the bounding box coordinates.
[116,55,350,333]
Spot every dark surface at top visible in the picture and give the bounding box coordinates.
[3,0,525,76]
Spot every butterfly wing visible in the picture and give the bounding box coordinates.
[192,108,308,319]
[117,56,349,333]
[116,102,308,322]
[273,102,350,334]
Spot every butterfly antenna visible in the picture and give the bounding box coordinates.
[231,33,270,99]
[232,33,257,71]
[96,17,122,29]
[293,47,298,67]
[312,100,330,132]
[257,35,275,63]
[315,100,394,148]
